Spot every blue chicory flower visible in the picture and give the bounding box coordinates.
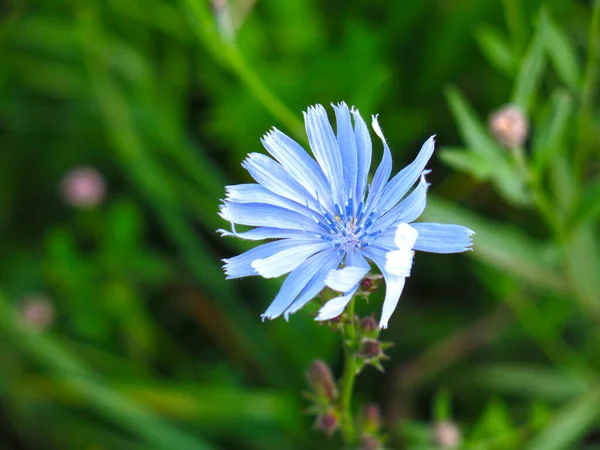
[219,103,474,328]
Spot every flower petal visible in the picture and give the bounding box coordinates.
[411,223,475,253]
[225,184,322,218]
[261,248,343,320]
[315,291,356,321]
[325,266,369,292]
[361,246,407,329]
[242,152,319,210]
[394,223,419,249]
[251,241,330,279]
[218,227,317,241]
[219,202,322,232]
[261,128,335,213]
[370,171,430,233]
[316,248,371,320]
[283,251,345,320]
[379,276,406,329]
[362,115,393,220]
[333,102,358,202]
[304,105,345,207]
[351,107,372,205]
[377,136,435,212]
[223,238,319,279]
[385,250,414,277]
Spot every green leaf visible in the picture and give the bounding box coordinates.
[512,12,547,112]
[439,148,494,180]
[568,179,600,228]
[423,196,567,292]
[445,86,502,160]
[564,224,600,312]
[469,399,516,446]
[476,364,590,401]
[542,12,582,92]
[475,26,516,76]
[532,89,574,172]
[526,386,600,450]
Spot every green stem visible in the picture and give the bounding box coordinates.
[181,0,304,139]
[339,296,358,445]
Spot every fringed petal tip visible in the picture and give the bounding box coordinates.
[371,114,385,142]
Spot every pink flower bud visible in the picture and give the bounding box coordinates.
[60,166,106,208]
[363,403,381,433]
[432,421,461,449]
[316,411,338,438]
[306,360,338,401]
[488,104,529,148]
[19,293,55,331]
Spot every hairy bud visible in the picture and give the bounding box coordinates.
[488,104,529,148]
[316,411,339,437]
[360,315,378,334]
[306,360,338,401]
[359,339,382,359]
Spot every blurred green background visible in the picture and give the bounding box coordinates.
[1,0,599,448]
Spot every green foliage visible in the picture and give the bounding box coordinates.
[1,0,599,449]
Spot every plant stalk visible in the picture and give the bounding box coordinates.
[339,296,358,445]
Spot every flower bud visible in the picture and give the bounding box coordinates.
[360,315,378,334]
[60,166,106,208]
[359,339,382,359]
[363,403,381,433]
[360,277,374,291]
[306,360,338,401]
[316,411,339,437]
[488,104,529,148]
[19,293,55,331]
[360,435,381,450]
[432,421,461,449]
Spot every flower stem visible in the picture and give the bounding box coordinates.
[339,295,358,445]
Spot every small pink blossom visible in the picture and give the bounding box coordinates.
[60,166,106,207]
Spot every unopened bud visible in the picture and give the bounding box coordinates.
[363,403,381,433]
[488,104,529,148]
[19,293,55,331]
[360,315,378,333]
[60,166,106,208]
[306,360,338,401]
[432,421,461,449]
[316,411,338,437]
[360,277,374,291]
[359,339,382,359]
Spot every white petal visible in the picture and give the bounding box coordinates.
[395,223,419,250]
[379,276,406,329]
[325,266,369,292]
[385,249,415,277]
[315,291,355,321]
